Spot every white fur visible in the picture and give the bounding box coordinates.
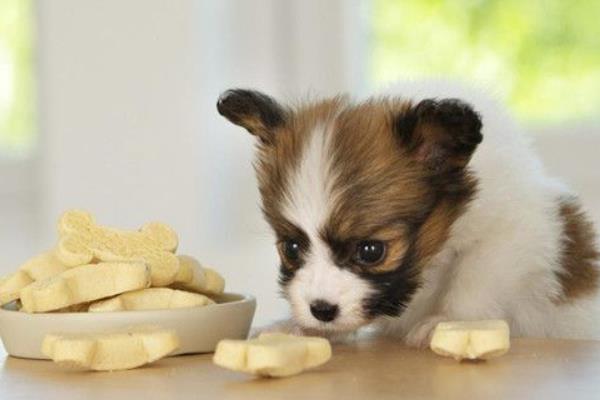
[281,122,373,331]
[268,80,599,344]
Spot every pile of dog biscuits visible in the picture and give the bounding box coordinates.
[0,210,225,370]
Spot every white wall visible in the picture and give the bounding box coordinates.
[531,122,600,227]
[0,159,40,268]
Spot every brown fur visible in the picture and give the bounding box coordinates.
[555,197,600,302]
[323,100,432,273]
[413,196,473,267]
[255,96,349,242]
[365,226,410,273]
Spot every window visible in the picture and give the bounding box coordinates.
[370,0,600,124]
[0,0,36,158]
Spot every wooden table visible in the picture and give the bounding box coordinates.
[1,338,600,399]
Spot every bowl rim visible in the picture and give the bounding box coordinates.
[0,292,256,319]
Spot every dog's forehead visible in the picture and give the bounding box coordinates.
[259,98,405,176]
[279,118,338,238]
[256,97,431,239]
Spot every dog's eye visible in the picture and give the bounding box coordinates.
[354,240,386,266]
[283,239,301,261]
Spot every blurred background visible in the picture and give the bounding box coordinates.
[1,0,599,326]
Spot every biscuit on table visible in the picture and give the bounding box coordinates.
[42,327,179,371]
[213,333,332,377]
[430,320,510,361]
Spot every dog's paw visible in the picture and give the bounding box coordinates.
[404,315,448,349]
[250,319,305,338]
[251,320,357,344]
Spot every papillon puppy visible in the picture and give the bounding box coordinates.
[217,81,599,347]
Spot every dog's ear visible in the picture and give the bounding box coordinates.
[394,98,483,172]
[217,89,287,144]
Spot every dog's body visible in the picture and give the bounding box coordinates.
[218,81,600,346]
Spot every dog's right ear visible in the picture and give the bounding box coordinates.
[217,89,287,144]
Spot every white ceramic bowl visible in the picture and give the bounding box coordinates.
[0,292,255,360]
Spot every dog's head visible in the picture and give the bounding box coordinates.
[217,89,482,333]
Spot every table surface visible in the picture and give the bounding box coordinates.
[2,338,600,400]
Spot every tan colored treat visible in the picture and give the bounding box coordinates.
[56,210,180,286]
[19,262,151,313]
[2,251,70,306]
[213,333,332,377]
[51,303,91,313]
[0,271,33,306]
[172,255,225,296]
[430,320,510,361]
[17,301,89,313]
[42,328,179,371]
[19,250,69,281]
[88,287,214,312]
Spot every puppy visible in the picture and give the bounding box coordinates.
[217,82,600,347]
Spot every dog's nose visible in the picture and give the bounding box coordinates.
[309,300,339,322]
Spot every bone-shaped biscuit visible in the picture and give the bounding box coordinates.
[57,210,179,286]
[20,262,151,313]
[213,333,332,377]
[1,251,70,306]
[0,271,33,306]
[42,328,179,371]
[19,250,69,281]
[430,320,510,361]
[88,287,214,312]
[171,255,225,296]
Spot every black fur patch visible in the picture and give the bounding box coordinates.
[217,89,286,141]
[274,223,311,287]
[356,218,424,318]
[279,263,296,287]
[361,244,421,318]
[395,98,483,171]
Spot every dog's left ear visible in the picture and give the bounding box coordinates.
[217,89,287,145]
[395,98,483,171]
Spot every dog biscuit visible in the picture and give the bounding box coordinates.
[19,250,69,281]
[57,210,179,286]
[20,262,151,313]
[42,328,179,371]
[171,255,225,296]
[213,332,332,377]
[88,287,214,312]
[0,271,33,306]
[430,320,510,361]
[52,303,91,313]
[2,251,71,306]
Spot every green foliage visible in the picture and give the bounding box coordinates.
[371,0,600,123]
[0,0,35,155]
